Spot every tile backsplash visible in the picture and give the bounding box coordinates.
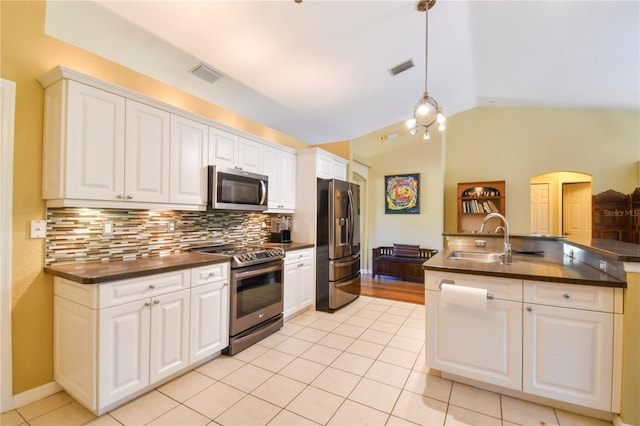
[45,207,271,266]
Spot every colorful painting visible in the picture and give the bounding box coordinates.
[385,173,420,214]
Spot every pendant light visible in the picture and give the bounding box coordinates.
[406,0,445,139]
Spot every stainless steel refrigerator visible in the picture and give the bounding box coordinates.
[316,178,361,312]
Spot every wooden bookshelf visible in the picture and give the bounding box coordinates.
[457,181,506,233]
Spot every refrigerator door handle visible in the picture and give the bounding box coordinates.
[347,188,355,248]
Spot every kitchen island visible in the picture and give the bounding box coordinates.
[423,233,631,422]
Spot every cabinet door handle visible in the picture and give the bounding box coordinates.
[149,284,156,289]
[563,293,570,299]
[144,302,150,307]
[153,299,160,305]
[126,195,133,200]
[116,194,123,199]
[526,306,533,312]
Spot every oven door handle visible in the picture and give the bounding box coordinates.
[233,263,282,280]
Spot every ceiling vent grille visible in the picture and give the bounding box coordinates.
[189,63,223,83]
[389,59,414,76]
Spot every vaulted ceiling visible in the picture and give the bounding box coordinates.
[45,1,640,145]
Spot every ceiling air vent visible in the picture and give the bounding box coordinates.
[189,63,223,83]
[389,59,414,76]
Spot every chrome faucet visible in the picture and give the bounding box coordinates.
[480,212,512,263]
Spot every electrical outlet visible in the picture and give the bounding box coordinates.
[30,220,47,239]
[167,221,176,233]
[102,220,114,237]
[599,260,608,272]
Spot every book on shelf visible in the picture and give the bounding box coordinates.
[462,199,501,214]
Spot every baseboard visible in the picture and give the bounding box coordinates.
[12,381,63,410]
[613,413,631,426]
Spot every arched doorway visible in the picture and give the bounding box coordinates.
[530,171,592,244]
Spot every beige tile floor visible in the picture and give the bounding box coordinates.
[2,296,613,426]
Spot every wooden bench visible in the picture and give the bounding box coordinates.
[372,245,438,282]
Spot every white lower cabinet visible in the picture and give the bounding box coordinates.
[284,248,314,319]
[190,263,229,363]
[426,272,522,390]
[523,280,616,411]
[53,263,229,415]
[425,272,622,412]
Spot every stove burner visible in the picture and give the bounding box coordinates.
[191,244,284,268]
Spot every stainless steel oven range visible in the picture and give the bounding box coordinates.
[191,244,285,355]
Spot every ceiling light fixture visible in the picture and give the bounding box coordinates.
[406,0,445,140]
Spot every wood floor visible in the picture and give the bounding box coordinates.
[360,272,425,305]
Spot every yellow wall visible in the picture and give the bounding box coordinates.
[0,0,308,394]
[351,120,445,264]
[622,270,640,425]
[319,140,350,161]
[444,107,640,234]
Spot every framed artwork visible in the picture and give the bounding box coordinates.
[385,173,420,214]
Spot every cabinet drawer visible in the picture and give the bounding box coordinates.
[524,281,614,312]
[284,249,313,266]
[98,270,190,308]
[191,263,229,287]
[425,272,522,302]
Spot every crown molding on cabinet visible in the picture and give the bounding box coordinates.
[38,65,295,154]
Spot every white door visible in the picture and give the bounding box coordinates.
[563,182,592,244]
[426,292,522,390]
[190,282,229,363]
[99,300,150,407]
[530,183,550,235]
[170,115,208,205]
[208,127,238,168]
[66,81,125,200]
[125,100,170,203]
[523,304,613,410]
[149,290,190,383]
[0,78,15,412]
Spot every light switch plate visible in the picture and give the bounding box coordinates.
[30,220,47,239]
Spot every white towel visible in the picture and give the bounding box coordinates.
[441,283,487,310]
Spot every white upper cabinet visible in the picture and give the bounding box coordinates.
[39,66,294,210]
[125,100,170,203]
[43,80,125,201]
[208,128,263,174]
[238,137,263,173]
[170,115,208,206]
[208,127,238,169]
[263,145,296,212]
[316,151,347,180]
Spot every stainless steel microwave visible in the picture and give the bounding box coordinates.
[208,165,268,211]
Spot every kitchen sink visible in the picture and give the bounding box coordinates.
[447,251,503,264]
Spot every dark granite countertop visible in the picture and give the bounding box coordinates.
[424,248,626,288]
[258,242,315,251]
[44,252,230,284]
[445,233,640,263]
